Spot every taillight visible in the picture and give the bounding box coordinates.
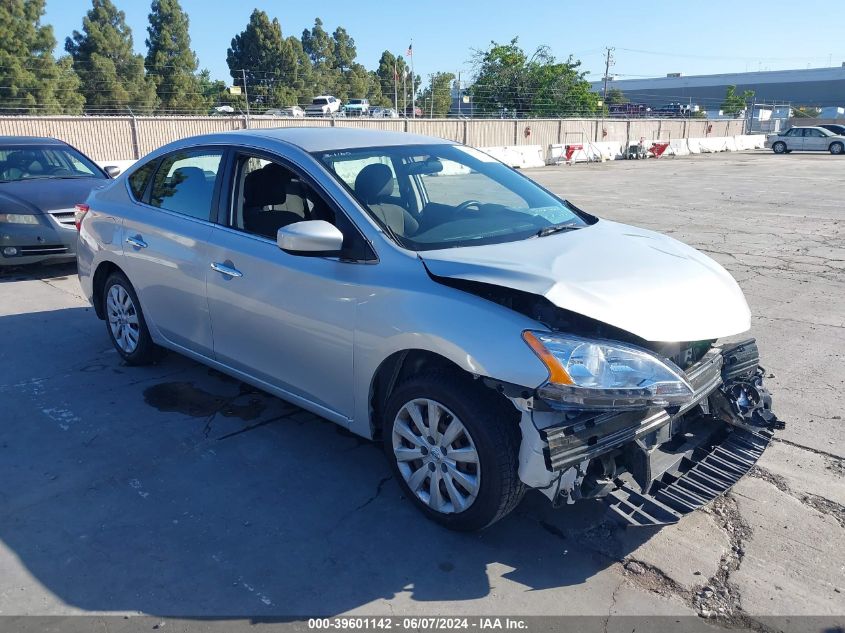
[74,204,89,231]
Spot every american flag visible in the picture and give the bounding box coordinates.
[406,43,413,57]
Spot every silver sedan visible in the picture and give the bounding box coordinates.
[767,126,845,154]
[77,128,780,530]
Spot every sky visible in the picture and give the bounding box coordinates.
[43,0,845,85]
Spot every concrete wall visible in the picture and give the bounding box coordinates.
[0,115,748,162]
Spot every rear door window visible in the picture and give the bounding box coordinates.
[128,161,158,201]
[150,150,223,221]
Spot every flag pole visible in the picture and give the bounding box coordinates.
[410,39,416,119]
[393,59,398,111]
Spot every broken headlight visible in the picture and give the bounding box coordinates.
[523,331,694,410]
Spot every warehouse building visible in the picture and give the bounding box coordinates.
[592,65,845,109]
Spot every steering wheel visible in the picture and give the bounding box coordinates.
[455,199,483,212]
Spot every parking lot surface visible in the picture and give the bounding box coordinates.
[0,151,843,627]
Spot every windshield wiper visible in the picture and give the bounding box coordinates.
[535,222,581,238]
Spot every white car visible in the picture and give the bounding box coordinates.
[265,106,305,118]
[343,99,370,117]
[305,96,341,117]
[767,126,845,155]
[371,107,400,119]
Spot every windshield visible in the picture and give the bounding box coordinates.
[312,98,328,105]
[316,144,591,250]
[0,145,104,182]
[348,99,363,105]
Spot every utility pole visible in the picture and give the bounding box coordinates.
[602,47,615,105]
[430,74,434,117]
[240,69,250,122]
[393,59,398,111]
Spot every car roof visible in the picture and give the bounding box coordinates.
[175,127,455,153]
[0,136,69,147]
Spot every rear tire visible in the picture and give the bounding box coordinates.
[830,142,844,155]
[383,370,525,531]
[102,272,160,365]
[772,141,786,154]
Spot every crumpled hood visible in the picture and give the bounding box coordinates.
[420,220,751,342]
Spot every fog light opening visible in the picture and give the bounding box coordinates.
[2,246,18,257]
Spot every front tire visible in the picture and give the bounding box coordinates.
[772,141,787,154]
[383,371,524,531]
[830,142,844,155]
[103,272,160,365]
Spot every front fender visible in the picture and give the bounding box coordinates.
[351,277,550,438]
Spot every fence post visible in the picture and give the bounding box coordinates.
[657,119,662,140]
[557,119,563,144]
[462,119,468,145]
[513,120,518,145]
[129,115,140,159]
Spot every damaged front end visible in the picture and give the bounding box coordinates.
[508,339,782,526]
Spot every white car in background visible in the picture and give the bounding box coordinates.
[265,106,305,118]
[767,126,845,155]
[343,99,370,117]
[371,107,400,119]
[305,96,341,117]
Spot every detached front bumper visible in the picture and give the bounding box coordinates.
[518,339,781,526]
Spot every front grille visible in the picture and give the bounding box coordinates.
[18,245,69,255]
[47,209,77,229]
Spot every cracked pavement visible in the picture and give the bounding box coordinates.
[0,151,842,627]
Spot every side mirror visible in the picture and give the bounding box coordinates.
[277,220,343,255]
[104,165,121,178]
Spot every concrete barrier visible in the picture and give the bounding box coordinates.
[479,145,545,168]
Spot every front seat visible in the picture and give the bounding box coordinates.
[242,163,307,239]
[353,163,419,236]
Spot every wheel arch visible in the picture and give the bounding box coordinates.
[92,260,128,319]
[368,349,518,441]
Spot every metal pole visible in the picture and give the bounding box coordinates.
[403,70,407,117]
[430,74,434,118]
[411,40,416,119]
[457,72,461,117]
[393,59,398,111]
[602,47,614,105]
[241,69,250,124]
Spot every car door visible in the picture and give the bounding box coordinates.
[205,150,376,421]
[803,128,827,151]
[121,147,225,357]
[782,128,803,151]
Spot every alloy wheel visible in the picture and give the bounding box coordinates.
[391,398,481,514]
[106,284,140,354]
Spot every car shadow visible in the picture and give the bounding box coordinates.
[0,302,657,616]
[0,261,77,283]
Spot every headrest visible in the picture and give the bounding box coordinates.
[244,163,290,208]
[354,163,394,203]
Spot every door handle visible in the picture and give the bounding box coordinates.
[210,262,243,278]
[125,235,148,249]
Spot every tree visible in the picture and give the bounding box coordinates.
[605,88,627,105]
[145,0,207,113]
[331,26,356,72]
[419,72,455,117]
[226,9,299,110]
[721,85,754,117]
[66,0,156,113]
[0,0,84,114]
[792,106,821,119]
[470,38,598,117]
[301,18,333,67]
